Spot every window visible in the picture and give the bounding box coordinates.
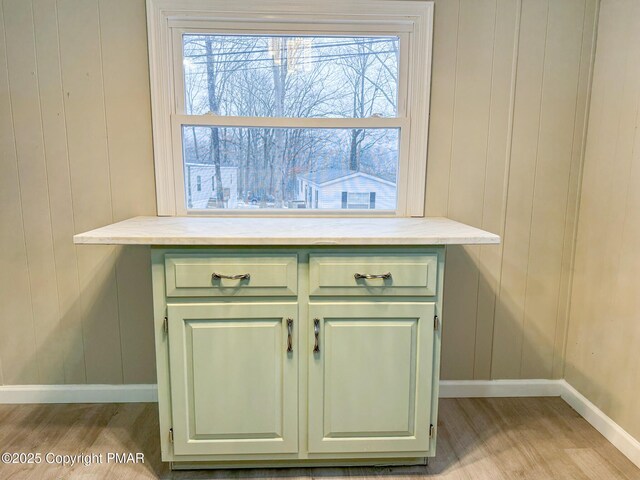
[343,192,371,209]
[196,176,201,192]
[147,0,433,216]
[348,192,371,209]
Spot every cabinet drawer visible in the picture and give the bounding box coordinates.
[309,254,437,296]
[165,254,297,297]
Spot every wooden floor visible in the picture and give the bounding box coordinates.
[0,397,638,479]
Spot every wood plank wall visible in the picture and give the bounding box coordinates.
[0,0,597,385]
[0,0,156,384]
[427,0,598,380]
[565,0,640,441]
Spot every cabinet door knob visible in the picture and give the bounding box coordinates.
[313,318,320,353]
[286,318,293,353]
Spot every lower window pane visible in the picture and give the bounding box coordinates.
[182,126,398,211]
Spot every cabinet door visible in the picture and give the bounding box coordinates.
[308,302,434,454]
[167,302,298,455]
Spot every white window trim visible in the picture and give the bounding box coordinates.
[146,0,433,217]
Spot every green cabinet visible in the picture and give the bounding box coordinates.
[308,302,434,454]
[152,247,444,468]
[167,302,298,455]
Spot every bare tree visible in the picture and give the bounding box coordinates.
[337,38,398,171]
[181,35,399,208]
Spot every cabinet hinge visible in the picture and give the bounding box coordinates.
[429,424,435,438]
[169,428,174,443]
[163,317,168,335]
[434,315,439,331]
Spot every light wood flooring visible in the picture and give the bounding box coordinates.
[0,397,638,479]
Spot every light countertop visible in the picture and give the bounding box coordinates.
[73,216,500,246]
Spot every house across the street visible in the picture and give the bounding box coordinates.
[185,164,238,209]
[296,169,396,210]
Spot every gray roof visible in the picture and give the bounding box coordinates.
[298,169,354,185]
[299,169,394,186]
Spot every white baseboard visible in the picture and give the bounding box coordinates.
[439,379,564,398]
[0,384,158,404]
[1,380,562,404]
[0,380,637,470]
[560,380,640,469]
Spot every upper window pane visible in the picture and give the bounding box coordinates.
[182,34,399,118]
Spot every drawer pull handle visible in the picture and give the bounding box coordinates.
[354,272,392,280]
[286,318,293,353]
[211,272,250,281]
[313,318,320,353]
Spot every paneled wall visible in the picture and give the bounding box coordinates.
[565,0,640,441]
[428,0,597,379]
[0,0,597,385]
[0,0,156,384]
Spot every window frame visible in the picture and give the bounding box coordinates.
[147,0,434,217]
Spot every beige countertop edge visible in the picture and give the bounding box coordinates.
[72,235,500,246]
[72,216,501,246]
